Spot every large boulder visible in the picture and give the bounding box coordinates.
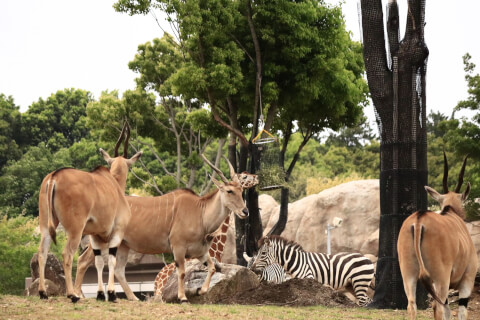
[161,261,260,303]
[25,279,63,297]
[467,221,480,272]
[27,253,66,296]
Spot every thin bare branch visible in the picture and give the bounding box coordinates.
[130,168,163,195]
[134,138,188,186]
[229,33,255,64]
[200,139,226,194]
[128,143,163,195]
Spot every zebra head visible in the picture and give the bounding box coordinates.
[250,237,277,271]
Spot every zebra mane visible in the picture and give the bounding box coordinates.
[259,235,304,252]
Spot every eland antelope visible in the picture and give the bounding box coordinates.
[73,154,249,302]
[398,153,477,320]
[37,121,142,303]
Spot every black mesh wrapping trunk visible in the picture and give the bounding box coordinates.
[360,0,429,309]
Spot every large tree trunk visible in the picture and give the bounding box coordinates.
[234,143,249,265]
[361,0,429,309]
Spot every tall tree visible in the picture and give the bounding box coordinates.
[0,94,22,171]
[0,144,72,217]
[360,0,429,308]
[20,89,92,152]
[115,0,368,262]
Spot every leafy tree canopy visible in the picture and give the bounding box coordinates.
[20,89,92,152]
[0,94,22,170]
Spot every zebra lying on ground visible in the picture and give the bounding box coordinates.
[244,252,288,284]
[249,236,375,306]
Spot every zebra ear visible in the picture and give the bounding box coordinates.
[264,237,270,246]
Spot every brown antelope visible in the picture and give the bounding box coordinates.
[73,155,250,302]
[398,153,477,320]
[37,121,142,302]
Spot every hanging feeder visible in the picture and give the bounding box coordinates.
[252,129,286,191]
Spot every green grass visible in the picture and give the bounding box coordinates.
[0,295,438,320]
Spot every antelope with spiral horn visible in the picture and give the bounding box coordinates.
[398,152,477,320]
[37,121,142,302]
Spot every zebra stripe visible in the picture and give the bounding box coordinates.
[252,236,374,306]
[258,263,287,284]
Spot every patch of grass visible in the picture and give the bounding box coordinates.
[0,295,440,320]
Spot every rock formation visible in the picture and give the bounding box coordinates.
[26,253,66,296]
[161,261,260,303]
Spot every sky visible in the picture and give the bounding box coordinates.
[1,0,479,122]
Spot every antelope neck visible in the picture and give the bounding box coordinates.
[110,166,127,191]
[202,191,229,235]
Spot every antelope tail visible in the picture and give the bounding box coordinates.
[413,221,443,304]
[46,179,57,245]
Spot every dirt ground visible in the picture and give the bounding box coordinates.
[216,277,480,318]
[218,278,357,307]
[2,280,480,319]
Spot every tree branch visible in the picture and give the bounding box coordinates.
[130,168,163,195]
[285,126,313,179]
[360,0,392,110]
[200,138,226,195]
[134,138,188,186]
[210,101,249,147]
[246,0,262,138]
[128,144,164,195]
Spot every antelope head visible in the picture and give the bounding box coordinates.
[201,154,249,219]
[100,120,142,188]
[424,152,470,219]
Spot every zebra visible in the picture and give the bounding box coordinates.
[250,235,374,306]
[244,252,288,284]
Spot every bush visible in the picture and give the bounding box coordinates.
[0,213,67,295]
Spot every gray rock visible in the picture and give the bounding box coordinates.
[25,278,63,297]
[29,253,66,295]
[162,261,260,303]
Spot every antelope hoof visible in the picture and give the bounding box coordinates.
[107,290,117,302]
[39,290,48,300]
[67,295,80,303]
[180,299,189,304]
[96,291,106,301]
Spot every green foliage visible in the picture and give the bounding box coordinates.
[0,94,22,171]
[0,144,72,217]
[306,172,365,196]
[262,131,380,202]
[20,89,92,152]
[0,214,39,295]
[0,214,66,295]
[421,54,480,220]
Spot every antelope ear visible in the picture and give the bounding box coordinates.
[425,186,444,203]
[211,176,224,189]
[462,182,471,201]
[126,151,143,167]
[99,148,114,165]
